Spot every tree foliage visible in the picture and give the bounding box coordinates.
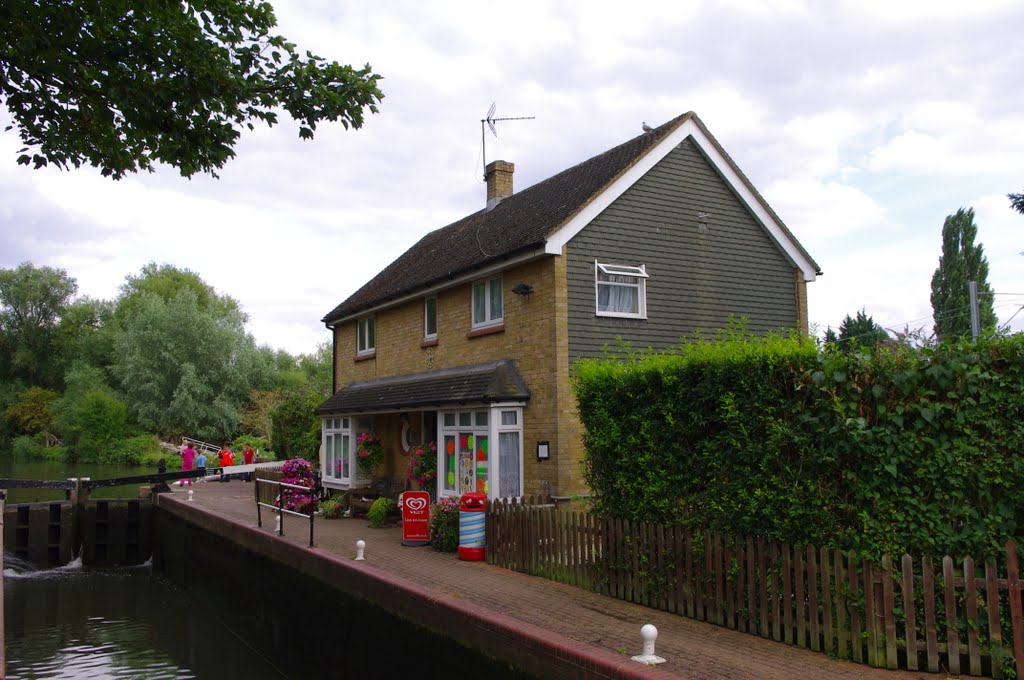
[0,259,325,459]
[833,309,889,352]
[4,385,58,434]
[265,342,330,460]
[238,388,283,441]
[116,262,241,324]
[111,284,258,441]
[1,0,384,178]
[0,262,79,388]
[1010,191,1024,214]
[930,207,997,341]
[51,362,127,460]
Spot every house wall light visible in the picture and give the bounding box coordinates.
[512,283,533,296]
[536,440,550,461]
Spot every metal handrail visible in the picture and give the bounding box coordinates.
[255,477,315,547]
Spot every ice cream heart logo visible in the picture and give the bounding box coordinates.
[406,497,427,511]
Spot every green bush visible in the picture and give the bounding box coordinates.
[11,434,65,461]
[62,388,130,462]
[367,497,393,528]
[108,434,163,466]
[319,494,344,519]
[232,434,271,460]
[574,331,1024,563]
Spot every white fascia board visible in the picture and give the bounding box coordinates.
[322,400,527,418]
[544,120,818,282]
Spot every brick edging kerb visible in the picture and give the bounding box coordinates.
[156,495,681,680]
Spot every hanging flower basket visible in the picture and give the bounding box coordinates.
[406,441,437,488]
[278,458,318,514]
[355,432,383,474]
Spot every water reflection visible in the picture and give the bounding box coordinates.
[4,555,290,679]
[0,458,160,504]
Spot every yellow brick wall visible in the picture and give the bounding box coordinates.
[794,268,809,336]
[330,255,588,497]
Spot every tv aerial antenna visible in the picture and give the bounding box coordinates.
[481,102,535,179]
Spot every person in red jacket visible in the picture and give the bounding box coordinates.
[242,444,255,482]
[218,443,234,483]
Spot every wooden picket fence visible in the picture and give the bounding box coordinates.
[485,497,1024,678]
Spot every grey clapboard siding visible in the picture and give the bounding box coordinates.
[567,137,800,360]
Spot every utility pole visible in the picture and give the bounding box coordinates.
[1,489,6,679]
[969,280,980,340]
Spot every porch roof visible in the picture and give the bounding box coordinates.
[315,360,531,415]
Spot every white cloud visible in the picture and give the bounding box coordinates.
[2,0,1023,354]
[766,179,889,241]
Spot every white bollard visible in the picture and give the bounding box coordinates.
[187,490,194,502]
[631,624,666,665]
[355,539,366,561]
[275,513,281,533]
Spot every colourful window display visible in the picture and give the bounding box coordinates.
[444,435,456,492]
[437,408,521,499]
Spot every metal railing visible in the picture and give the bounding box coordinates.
[255,477,315,547]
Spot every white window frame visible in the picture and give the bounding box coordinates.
[356,316,375,355]
[322,417,353,485]
[595,261,648,319]
[471,276,503,329]
[496,407,523,499]
[437,403,523,500]
[424,297,437,340]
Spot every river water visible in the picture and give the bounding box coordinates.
[2,459,539,679]
[3,459,310,678]
[4,555,294,679]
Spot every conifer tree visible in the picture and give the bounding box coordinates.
[930,208,997,340]
[837,309,889,352]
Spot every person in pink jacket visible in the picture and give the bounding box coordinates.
[179,442,197,486]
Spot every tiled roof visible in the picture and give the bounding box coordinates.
[322,113,694,325]
[315,360,531,414]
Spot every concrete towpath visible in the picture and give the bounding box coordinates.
[161,480,945,680]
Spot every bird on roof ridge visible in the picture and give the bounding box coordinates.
[642,121,654,133]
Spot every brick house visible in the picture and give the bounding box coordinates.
[315,112,820,502]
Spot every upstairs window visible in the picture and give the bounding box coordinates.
[471,276,503,328]
[595,261,648,318]
[424,297,437,339]
[356,316,375,355]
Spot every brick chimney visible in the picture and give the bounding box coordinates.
[485,160,514,211]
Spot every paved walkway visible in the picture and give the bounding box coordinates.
[163,481,945,680]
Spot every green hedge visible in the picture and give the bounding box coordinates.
[573,332,1024,562]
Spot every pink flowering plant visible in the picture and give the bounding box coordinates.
[279,458,318,514]
[429,495,461,552]
[355,432,383,474]
[406,441,437,488]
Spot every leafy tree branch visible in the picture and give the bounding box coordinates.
[1,0,384,178]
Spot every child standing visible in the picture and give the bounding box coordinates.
[195,448,208,480]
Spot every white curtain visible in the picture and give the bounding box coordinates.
[598,275,638,313]
[498,432,521,498]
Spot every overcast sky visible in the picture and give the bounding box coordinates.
[2,0,1022,356]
